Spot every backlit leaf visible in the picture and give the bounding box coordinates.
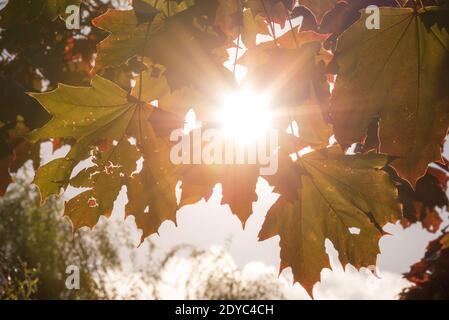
[331,7,449,186]
[29,75,178,238]
[259,147,401,296]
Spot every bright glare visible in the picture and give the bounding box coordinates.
[220,90,272,143]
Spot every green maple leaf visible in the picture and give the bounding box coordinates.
[93,1,234,103]
[331,7,449,187]
[92,1,200,69]
[92,9,153,70]
[259,147,401,296]
[132,63,214,123]
[29,75,179,239]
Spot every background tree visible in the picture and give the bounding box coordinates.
[151,245,286,299]
[0,253,38,300]
[0,171,287,299]
[0,172,122,299]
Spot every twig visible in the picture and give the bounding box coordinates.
[261,1,302,158]
[233,0,242,76]
[138,0,160,101]
[260,0,278,46]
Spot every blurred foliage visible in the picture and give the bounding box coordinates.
[0,172,122,299]
[153,245,285,300]
[0,171,285,300]
[0,253,38,299]
[185,248,285,300]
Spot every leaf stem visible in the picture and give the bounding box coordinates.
[286,11,299,48]
[286,10,303,158]
[138,0,160,102]
[260,0,278,46]
[262,1,301,158]
[233,0,242,77]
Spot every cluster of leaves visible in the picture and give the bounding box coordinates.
[1,0,449,296]
[0,0,128,196]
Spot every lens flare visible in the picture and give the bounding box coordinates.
[219,89,272,143]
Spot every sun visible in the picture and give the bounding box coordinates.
[219,89,272,143]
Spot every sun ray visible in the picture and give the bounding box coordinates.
[219,89,272,143]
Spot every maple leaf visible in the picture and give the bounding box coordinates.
[0,117,40,196]
[331,7,449,187]
[239,43,316,106]
[389,165,449,233]
[291,5,318,31]
[238,31,331,137]
[93,1,235,101]
[215,0,241,38]
[178,162,259,226]
[29,75,179,239]
[259,147,401,296]
[169,126,261,226]
[175,128,312,227]
[131,63,214,123]
[215,0,270,48]
[318,1,399,50]
[143,5,234,93]
[289,85,332,148]
[241,8,271,48]
[93,1,209,69]
[132,0,160,25]
[92,9,155,70]
[300,0,338,23]
[246,0,294,29]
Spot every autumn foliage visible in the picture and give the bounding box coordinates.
[1,0,449,297]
